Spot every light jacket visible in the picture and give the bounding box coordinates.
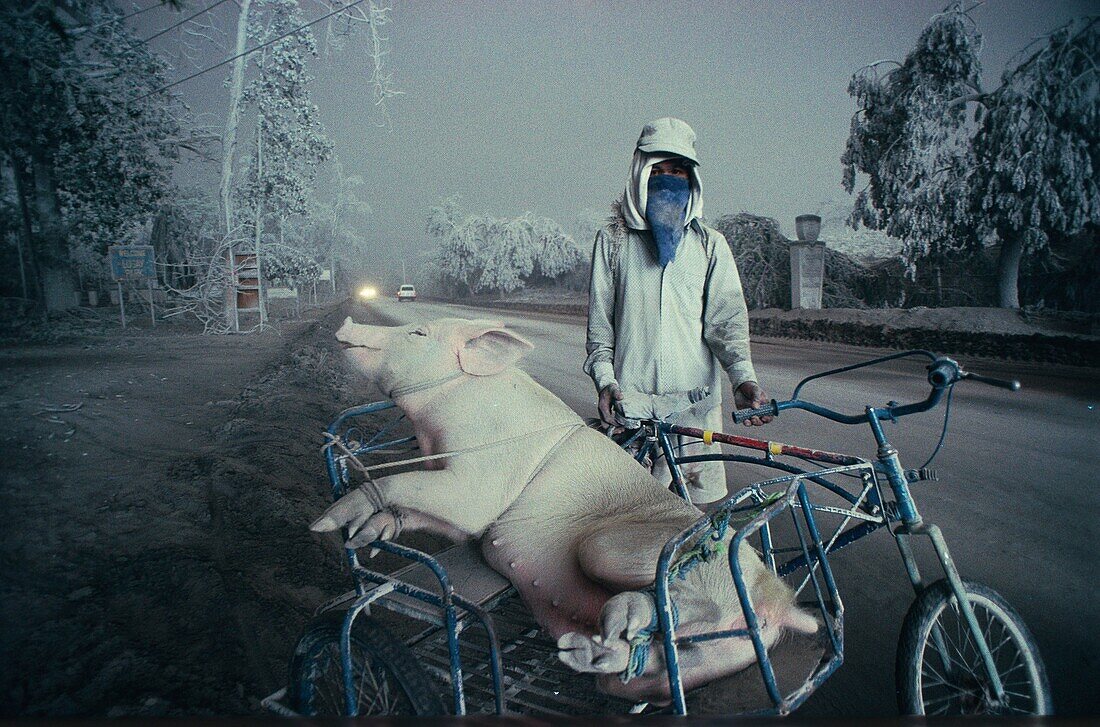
[584,152,757,418]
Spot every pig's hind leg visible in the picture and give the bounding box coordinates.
[557,630,630,673]
[556,589,656,674]
[576,520,681,588]
[558,522,678,674]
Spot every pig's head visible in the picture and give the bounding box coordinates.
[335,316,534,398]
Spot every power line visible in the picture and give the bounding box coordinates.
[132,0,368,102]
[141,0,233,43]
[77,1,171,34]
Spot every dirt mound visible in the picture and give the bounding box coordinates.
[751,306,1098,337]
[182,320,360,715]
[749,307,1100,367]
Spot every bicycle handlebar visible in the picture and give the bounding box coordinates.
[732,354,1021,426]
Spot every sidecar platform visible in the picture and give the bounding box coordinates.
[324,541,832,716]
[404,586,833,717]
[380,541,512,625]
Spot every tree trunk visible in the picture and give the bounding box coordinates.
[996,235,1024,309]
[30,150,73,311]
[220,0,253,332]
[11,158,40,302]
[329,249,336,296]
[220,0,251,236]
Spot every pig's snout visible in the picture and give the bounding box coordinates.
[335,317,389,350]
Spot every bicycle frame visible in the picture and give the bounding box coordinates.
[656,349,1015,709]
[632,420,873,713]
[642,405,1008,710]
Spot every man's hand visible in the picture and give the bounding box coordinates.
[734,381,773,426]
[598,383,625,428]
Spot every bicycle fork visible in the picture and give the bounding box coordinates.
[869,410,1008,706]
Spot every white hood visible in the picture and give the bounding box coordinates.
[620,150,704,231]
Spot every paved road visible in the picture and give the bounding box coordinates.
[358,299,1098,716]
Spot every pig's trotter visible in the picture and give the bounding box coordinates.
[310,488,377,534]
[557,632,630,674]
[345,509,401,549]
[600,591,656,643]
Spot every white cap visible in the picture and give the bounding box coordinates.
[635,117,699,165]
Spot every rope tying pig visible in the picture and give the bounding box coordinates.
[321,422,581,478]
[620,491,785,683]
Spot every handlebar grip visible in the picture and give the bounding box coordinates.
[733,400,779,424]
[927,360,959,388]
[964,372,1021,391]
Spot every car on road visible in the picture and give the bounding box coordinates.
[397,284,417,302]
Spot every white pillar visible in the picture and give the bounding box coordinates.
[790,242,825,309]
[790,214,825,310]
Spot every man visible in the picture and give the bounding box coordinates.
[584,117,772,511]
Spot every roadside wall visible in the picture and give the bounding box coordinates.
[747,315,1099,367]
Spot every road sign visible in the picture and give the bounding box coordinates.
[108,245,156,281]
[107,245,157,328]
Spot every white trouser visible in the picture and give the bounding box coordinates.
[647,402,728,505]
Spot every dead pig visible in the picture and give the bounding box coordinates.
[310,316,817,703]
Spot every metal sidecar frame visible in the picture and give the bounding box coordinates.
[264,399,876,717]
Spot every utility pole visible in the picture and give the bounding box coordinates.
[402,259,407,285]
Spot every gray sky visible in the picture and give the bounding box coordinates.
[147,0,1095,287]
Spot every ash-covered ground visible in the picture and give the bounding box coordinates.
[0,301,430,716]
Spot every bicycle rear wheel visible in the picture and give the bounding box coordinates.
[896,579,1051,715]
[288,610,445,716]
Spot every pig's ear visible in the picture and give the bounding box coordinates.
[457,325,534,376]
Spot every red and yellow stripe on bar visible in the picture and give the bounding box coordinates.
[669,425,861,467]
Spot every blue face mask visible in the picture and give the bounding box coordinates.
[645,173,690,267]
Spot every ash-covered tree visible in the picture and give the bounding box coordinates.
[260,234,322,309]
[426,195,480,296]
[213,0,395,330]
[971,16,1098,308]
[0,0,188,310]
[149,186,223,294]
[528,214,583,282]
[306,162,373,295]
[843,5,1098,308]
[237,0,333,322]
[425,197,579,297]
[477,216,536,296]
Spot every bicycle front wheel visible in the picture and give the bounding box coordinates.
[896,579,1051,715]
[288,610,445,716]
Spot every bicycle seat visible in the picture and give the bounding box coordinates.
[615,386,715,428]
